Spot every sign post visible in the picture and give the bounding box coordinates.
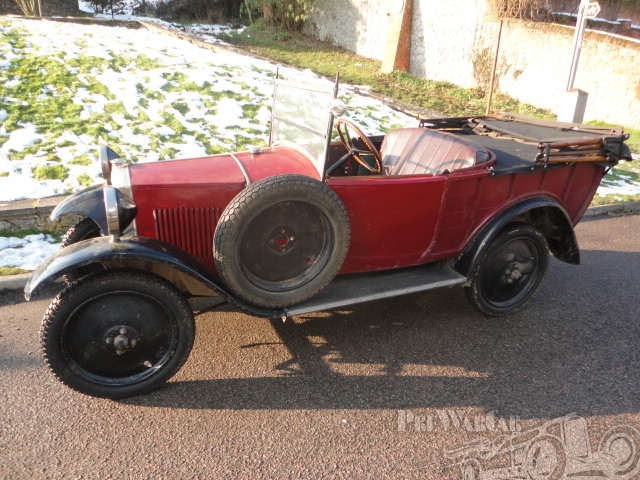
[558,0,599,124]
[566,0,600,91]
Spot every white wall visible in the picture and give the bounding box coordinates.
[306,0,640,129]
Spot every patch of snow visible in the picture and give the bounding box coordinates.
[0,125,44,155]
[0,234,61,270]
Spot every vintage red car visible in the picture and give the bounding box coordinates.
[25,78,633,398]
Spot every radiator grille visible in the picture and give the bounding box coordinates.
[154,207,221,259]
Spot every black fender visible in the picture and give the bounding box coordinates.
[455,197,580,277]
[24,236,279,318]
[51,184,136,235]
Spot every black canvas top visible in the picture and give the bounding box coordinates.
[426,115,631,172]
[473,117,611,143]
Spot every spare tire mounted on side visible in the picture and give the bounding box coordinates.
[213,174,351,308]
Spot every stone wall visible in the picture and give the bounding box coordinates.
[304,0,389,60]
[0,0,80,16]
[0,0,22,14]
[306,0,640,130]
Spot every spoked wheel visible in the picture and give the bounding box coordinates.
[41,271,195,399]
[335,118,382,174]
[214,174,350,308]
[460,459,482,480]
[61,217,103,283]
[466,224,549,316]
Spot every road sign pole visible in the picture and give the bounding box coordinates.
[567,0,587,91]
[566,0,600,91]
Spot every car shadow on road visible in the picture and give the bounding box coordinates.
[121,249,640,418]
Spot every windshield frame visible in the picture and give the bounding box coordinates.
[269,77,339,180]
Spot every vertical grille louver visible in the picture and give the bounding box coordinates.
[154,207,221,259]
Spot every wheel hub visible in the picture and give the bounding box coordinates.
[104,325,139,355]
[504,262,524,283]
[268,226,296,253]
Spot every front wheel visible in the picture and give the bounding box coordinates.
[61,217,103,283]
[61,217,102,247]
[465,224,549,316]
[598,425,640,477]
[41,271,195,399]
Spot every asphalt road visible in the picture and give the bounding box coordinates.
[1,214,639,480]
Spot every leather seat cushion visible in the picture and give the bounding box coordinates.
[380,128,491,175]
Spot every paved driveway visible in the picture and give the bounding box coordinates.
[1,214,639,479]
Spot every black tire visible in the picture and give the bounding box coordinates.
[213,174,350,308]
[41,271,195,399]
[61,217,103,283]
[61,217,102,247]
[465,224,548,316]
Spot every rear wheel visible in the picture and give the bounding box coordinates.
[214,174,350,308]
[41,271,195,399]
[465,224,548,316]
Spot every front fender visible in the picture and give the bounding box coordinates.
[51,184,136,235]
[25,236,224,300]
[24,236,279,318]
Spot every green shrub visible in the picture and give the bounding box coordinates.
[244,0,315,31]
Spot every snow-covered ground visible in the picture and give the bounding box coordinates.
[0,17,415,201]
[0,13,639,271]
[0,14,418,270]
[0,234,60,270]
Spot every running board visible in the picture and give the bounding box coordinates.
[284,264,467,317]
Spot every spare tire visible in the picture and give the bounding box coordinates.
[213,174,350,308]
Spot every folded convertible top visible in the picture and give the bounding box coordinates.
[419,114,633,170]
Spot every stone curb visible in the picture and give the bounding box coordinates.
[582,201,640,217]
[0,273,32,292]
[2,201,638,293]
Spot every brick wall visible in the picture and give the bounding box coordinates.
[0,0,80,16]
[305,0,640,129]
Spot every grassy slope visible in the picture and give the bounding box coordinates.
[223,22,553,119]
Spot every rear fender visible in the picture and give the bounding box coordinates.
[455,197,580,277]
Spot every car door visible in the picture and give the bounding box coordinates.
[327,174,447,273]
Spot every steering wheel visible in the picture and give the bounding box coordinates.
[335,118,382,174]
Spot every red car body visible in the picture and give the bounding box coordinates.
[128,143,601,275]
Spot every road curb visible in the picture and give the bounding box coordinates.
[582,201,640,217]
[0,273,32,292]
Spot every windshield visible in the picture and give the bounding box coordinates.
[269,79,337,179]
